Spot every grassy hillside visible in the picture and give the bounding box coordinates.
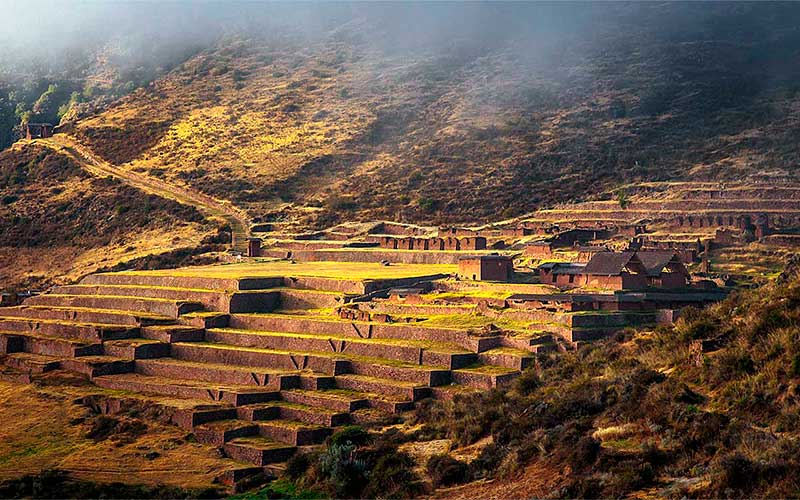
[66,2,800,228]
[0,143,214,290]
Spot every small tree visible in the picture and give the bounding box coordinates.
[617,189,630,209]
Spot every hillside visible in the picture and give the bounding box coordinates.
[0,143,215,290]
[62,2,800,230]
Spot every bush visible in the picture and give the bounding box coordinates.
[317,443,366,498]
[418,197,440,213]
[361,450,423,499]
[284,453,314,481]
[328,426,371,447]
[427,454,471,488]
[567,436,601,472]
[713,452,757,494]
[514,368,541,395]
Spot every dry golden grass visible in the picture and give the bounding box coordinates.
[124,260,456,280]
[0,381,238,489]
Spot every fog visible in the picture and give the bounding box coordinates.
[0,1,614,76]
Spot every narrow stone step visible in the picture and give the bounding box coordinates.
[170,342,348,376]
[222,437,296,466]
[60,355,134,377]
[334,373,430,401]
[0,331,102,358]
[103,339,170,359]
[25,294,203,318]
[451,365,521,389]
[179,312,230,329]
[4,352,61,373]
[229,313,479,350]
[134,358,302,389]
[193,419,259,446]
[53,285,279,314]
[280,389,369,413]
[215,466,268,489]
[139,325,205,343]
[0,317,139,343]
[92,373,281,405]
[237,401,350,427]
[171,406,238,431]
[476,347,536,370]
[257,419,331,446]
[205,328,473,367]
[81,273,283,292]
[0,305,172,326]
[346,358,450,386]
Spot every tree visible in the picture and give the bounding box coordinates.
[617,189,630,209]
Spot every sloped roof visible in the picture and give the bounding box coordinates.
[459,254,511,262]
[539,262,586,275]
[637,251,686,276]
[583,251,639,275]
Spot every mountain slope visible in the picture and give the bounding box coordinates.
[66,2,800,229]
[0,142,214,289]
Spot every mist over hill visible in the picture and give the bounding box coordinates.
[3,2,800,226]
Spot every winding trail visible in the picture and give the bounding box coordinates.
[34,134,251,252]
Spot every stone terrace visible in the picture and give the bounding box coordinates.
[0,261,543,487]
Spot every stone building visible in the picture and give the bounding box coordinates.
[458,255,513,281]
[24,123,53,139]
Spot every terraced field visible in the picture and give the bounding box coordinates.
[0,261,543,489]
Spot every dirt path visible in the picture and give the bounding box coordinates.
[35,134,251,252]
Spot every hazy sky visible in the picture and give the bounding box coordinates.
[0,1,600,68]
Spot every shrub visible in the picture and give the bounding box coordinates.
[710,349,756,384]
[567,436,601,471]
[514,368,541,395]
[469,442,507,479]
[317,443,366,498]
[713,452,757,494]
[427,454,471,488]
[284,453,314,481]
[362,450,423,499]
[418,197,440,213]
[328,426,371,447]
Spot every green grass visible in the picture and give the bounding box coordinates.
[456,363,519,375]
[230,478,324,500]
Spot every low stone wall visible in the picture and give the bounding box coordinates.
[228,314,476,349]
[170,343,344,376]
[279,289,344,309]
[762,234,800,247]
[354,302,477,317]
[135,359,289,389]
[0,318,135,343]
[204,329,431,366]
[26,294,203,318]
[262,248,464,264]
[82,273,283,291]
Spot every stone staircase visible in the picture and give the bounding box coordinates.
[0,270,535,484]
